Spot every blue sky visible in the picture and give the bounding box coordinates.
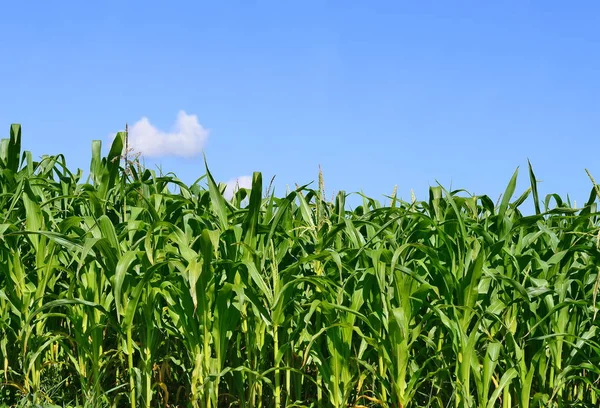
[1,1,599,210]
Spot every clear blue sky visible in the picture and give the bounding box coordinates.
[1,1,599,210]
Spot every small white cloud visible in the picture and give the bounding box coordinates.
[124,111,208,158]
[223,175,253,199]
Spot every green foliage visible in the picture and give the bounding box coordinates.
[1,124,599,407]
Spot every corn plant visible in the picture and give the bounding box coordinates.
[1,123,599,407]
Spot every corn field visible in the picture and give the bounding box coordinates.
[1,124,599,408]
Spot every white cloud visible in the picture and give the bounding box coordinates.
[223,175,253,199]
[124,111,208,158]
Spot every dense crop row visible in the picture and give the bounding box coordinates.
[1,124,599,407]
